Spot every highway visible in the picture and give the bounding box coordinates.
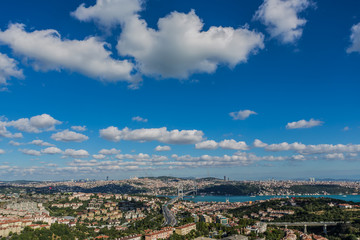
[162,203,177,226]
[162,190,196,226]
[269,221,348,227]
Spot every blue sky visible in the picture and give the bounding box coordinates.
[0,0,360,181]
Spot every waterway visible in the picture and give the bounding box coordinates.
[179,195,360,203]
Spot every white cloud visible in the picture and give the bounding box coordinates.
[253,139,268,148]
[0,24,139,88]
[117,10,264,79]
[71,125,87,131]
[155,145,171,152]
[30,114,61,129]
[29,139,54,147]
[195,139,249,150]
[0,122,23,138]
[93,154,106,159]
[132,116,148,122]
[20,149,41,156]
[51,130,89,142]
[254,0,311,43]
[99,148,121,155]
[300,144,360,154]
[5,114,61,133]
[219,139,249,150]
[343,126,350,131]
[100,126,204,144]
[325,153,344,160]
[347,23,360,53]
[115,153,151,161]
[265,142,306,151]
[9,140,21,146]
[0,52,23,85]
[72,0,264,82]
[72,0,143,28]
[292,154,305,160]
[195,140,218,150]
[254,139,360,156]
[0,149,5,154]
[41,147,62,154]
[286,118,323,129]
[64,149,89,158]
[229,110,257,120]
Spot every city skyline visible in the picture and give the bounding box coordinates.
[1,0,360,180]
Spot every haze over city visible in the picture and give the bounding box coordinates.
[1,0,360,181]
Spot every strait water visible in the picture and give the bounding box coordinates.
[179,195,360,203]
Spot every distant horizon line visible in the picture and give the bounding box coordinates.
[1,176,360,183]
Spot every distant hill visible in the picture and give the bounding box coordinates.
[34,184,145,194]
[198,183,260,196]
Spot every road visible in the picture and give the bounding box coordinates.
[162,190,196,226]
[162,203,177,226]
[269,221,348,227]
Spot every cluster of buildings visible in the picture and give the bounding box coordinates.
[2,178,360,197]
[0,200,72,237]
[0,191,165,238]
[244,207,295,221]
[98,223,197,240]
[282,228,328,240]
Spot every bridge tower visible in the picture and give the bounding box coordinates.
[177,184,184,199]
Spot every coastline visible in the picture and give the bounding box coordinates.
[163,194,360,203]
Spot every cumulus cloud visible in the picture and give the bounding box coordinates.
[195,139,249,150]
[100,126,204,144]
[132,116,148,122]
[347,23,360,53]
[265,142,306,151]
[73,0,264,80]
[41,147,62,154]
[3,148,360,177]
[218,139,249,150]
[72,0,143,28]
[253,139,268,148]
[254,0,311,43]
[0,24,139,88]
[29,139,54,147]
[292,154,305,160]
[325,153,345,160]
[254,139,360,156]
[0,121,23,138]
[71,0,143,27]
[155,145,171,152]
[195,140,218,150]
[93,154,106,159]
[99,148,121,155]
[286,118,323,129]
[64,149,89,158]
[4,114,61,133]
[0,123,22,138]
[71,125,87,131]
[300,144,360,155]
[229,110,257,120]
[118,10,264,79]
[9,140,21,146]
[20,149,41,156]
[0,52,23,85]
[0,149,5,154]
[51,129,88,142]
[115,153,151,161]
